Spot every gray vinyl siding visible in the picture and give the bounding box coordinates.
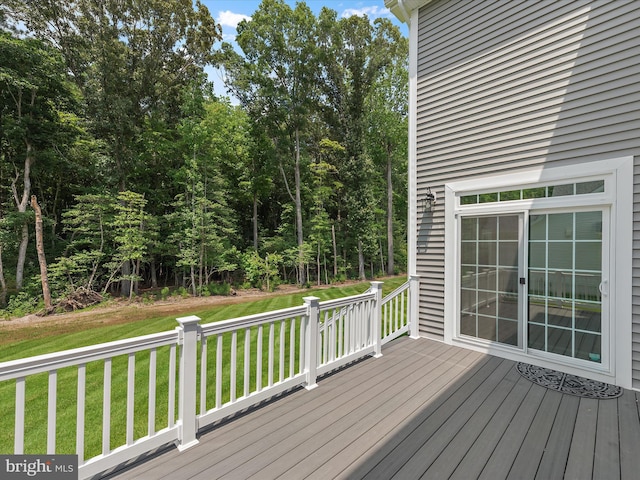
[633,166,640,388]
[414,0,640,383]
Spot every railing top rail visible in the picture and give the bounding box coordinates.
[318,290,376,311]
[0,330,179,381]
[381,280,410,306]
[199,304,308,336]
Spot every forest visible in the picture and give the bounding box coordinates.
[0,0,408,315]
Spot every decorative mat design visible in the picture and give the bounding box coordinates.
[516,363,622,399]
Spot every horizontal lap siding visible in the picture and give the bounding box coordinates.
[415,0,640,360]
[634,165,640,386]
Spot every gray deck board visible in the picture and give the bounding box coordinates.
[619,390,640,479]
[258,346,478,480]
[478,378,547,480]
[535,393,580,480]
[507,389,563,479]
[594,397,620,480]
[564,398,598,480]
[421,366,523,480]
[448,375,533,480]
[358,357,505,479]
[217,343,457,480]
[202,340,441,479]
[305,347,485,480]
[125,338,416,479]
[104,337,640,480]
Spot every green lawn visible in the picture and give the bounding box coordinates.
[0,277,407,458]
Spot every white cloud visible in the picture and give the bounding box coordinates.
[341,6,391,18]
[217,10,251,29]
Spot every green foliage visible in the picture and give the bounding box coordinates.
[48,193,115,294]
[242,251,282,291]
[0,2,408,301]
[208,282,231,296]
[2,291,41,318]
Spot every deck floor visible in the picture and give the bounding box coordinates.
[104,337,640,480]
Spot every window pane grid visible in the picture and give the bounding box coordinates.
[459,215,519,346]
[527,212,602,362]
[459,180,604,205]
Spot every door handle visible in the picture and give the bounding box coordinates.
[599,280,608,296]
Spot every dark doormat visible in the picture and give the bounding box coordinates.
[516,362,622,399]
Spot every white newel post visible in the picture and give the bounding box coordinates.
[303,296,319,390]
[176,315,201,451]
[409,275,420,339]
[370,281,384,357]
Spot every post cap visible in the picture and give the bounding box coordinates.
[176,315,201,326]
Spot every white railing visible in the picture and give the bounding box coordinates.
[0,331,181,479]
[195,304,309,431]
[381,279,411,345]
[0,278,418,479]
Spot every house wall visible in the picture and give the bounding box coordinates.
[413,0,640,385]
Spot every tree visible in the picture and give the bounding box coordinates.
[0,32,76,290]
[169,90,239,295]
[309,139,343,284]
[48,193,115,293]
[223,0,318,285]
[9,0,222,191]
[0,1,410,308]
[317,13,398,279]
[110,191,150,299]
[30,195,51,310]
[365,31,408,275]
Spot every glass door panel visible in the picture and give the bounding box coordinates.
[460,214,521,346]
[527,211,603,362]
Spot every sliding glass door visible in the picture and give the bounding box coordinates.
[527,210,605,363]
[459,208,607,365]
[459,214,522,347]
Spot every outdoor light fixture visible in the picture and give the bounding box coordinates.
[422,187,437,211]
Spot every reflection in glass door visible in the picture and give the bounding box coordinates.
[528,211,603,362]
[459,214,521,346]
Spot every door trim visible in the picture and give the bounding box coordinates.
[443,156,632,388]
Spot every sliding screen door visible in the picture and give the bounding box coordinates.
[459,214,522,347]
[528,210,605,363]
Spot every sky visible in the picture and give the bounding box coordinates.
[200,0,408,101]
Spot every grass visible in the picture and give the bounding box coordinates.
[0,278,406,362]
[0,277,407,459]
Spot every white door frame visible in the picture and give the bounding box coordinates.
[443,156,633,388]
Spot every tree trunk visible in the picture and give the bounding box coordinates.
[16,223,29,290]
[317,242,321,286]
[150,259,158,288]
[128,263,135,300]
[386,151,394,276]
[12,143,34,290]
[0,246,7,306]
[31,195,52,312]
[294,128,305,285]
[324,253,329,285]
[190,265,197,296]
[358,240,366,280]
[121,261,131,296]
[253,192,259,250]
[331,224,338,278]
[132,258,141,298]
[199,241,204,295]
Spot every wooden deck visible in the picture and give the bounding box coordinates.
[103,337,640,480]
